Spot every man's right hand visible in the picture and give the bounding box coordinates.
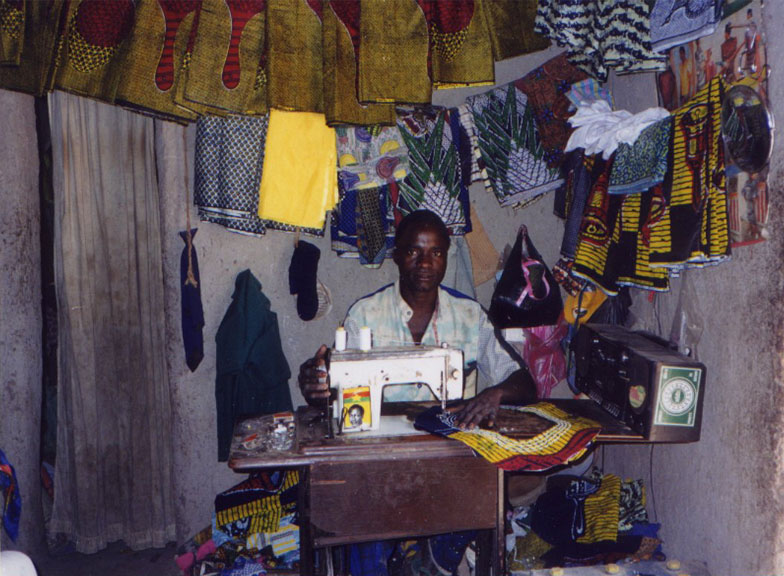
[298,344,330,406]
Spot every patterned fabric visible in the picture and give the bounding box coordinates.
[414,403,601,472]
[618,479,648,532]
[194,114,268,236]
[180,0,268,117]
[257,110,338,235]
[344,281,520,401]
[578,474,621,544]
[608,117,673,195]
[330,184,396,266]
[396,107,471,234]
[650,0,723,52]
[0,0,25,65]
[566,79,613,111]
[535,0,665,82]
[0,448,21,541]
[50,0,135,102]
[336,124,410,193]
[514,52,588,169]
[648,77,729,270]
[266,0,324,112]
[465,82,563,208]
[572,158,670,295]
[215,470,299,536]
[113,0,198,122]
[358,0,431,104]
[481,0,550,61]
[323,1,396,126]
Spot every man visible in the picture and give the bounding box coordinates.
[299,209,536,427]
[298,210,536,575]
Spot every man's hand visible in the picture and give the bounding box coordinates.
[298,345,330,406]
[449,387,504,430]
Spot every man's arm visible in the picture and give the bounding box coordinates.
[452,366,537,429]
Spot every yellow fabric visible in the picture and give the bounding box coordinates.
[577,473,621,544]
[258,110,338,230]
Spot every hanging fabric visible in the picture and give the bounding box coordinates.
[49,91,175,553]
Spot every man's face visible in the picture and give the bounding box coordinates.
[394,223,448,294]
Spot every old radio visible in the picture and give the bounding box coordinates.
[571,323,705,442]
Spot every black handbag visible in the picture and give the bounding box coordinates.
[489,225,563,328]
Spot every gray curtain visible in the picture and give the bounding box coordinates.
[48,92,175,553]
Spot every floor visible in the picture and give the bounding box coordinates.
[29,541,182,576]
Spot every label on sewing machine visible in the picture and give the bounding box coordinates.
[342,386,372,430]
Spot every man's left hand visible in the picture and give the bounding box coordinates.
[449,387,504,430]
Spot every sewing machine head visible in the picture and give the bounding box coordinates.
[328,345,464,432]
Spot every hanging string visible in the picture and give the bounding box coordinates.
[183,128,198,288]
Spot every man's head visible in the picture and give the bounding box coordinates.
[393,210,450,295]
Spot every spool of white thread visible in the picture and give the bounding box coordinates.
[334,326,347,352]
[359,326,372,351]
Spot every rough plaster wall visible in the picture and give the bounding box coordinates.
[602,7,784,573]
[157,47,568,541]
[0,91,43,555]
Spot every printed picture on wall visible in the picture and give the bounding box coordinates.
[657,0,769,246]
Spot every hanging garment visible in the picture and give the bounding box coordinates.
[180,0,267,117]
[608,117,673,195]
[395,106,471,234]
[114,0,198,122]
[648,76,729,270]
[465,82,563,208]
[194,114,269,236]
[323,1,396,126]
[0,0,24,65]
[266,0,324,113]
[514,52,588,169]
[414,403,601,472]
[215,270,293,461]
[330,184,396,267]
[481,0,550,61]
[565,101,670,160]
[180,229,204,372]
[257,110,338,235]
[650,0,723,53]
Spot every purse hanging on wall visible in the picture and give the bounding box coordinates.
[489,225,563,328]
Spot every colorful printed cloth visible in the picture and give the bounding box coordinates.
[572,158,670,295]
[330,184,395,267]
[650,0,723,53]
[608,117,673,195]
[195,114,268,236]
[514,53,588,169]
[414,403,601,472]
[535,0,665,82]
[396,107,471,235]
[465,82,563,208]
[566,79,613,111]
[649,77,729,270]
[257,110,338,235]
[481,0,550,61]
[0,448,21,541]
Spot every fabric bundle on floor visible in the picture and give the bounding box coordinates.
[464,81,563,208]
[414,402,601,472]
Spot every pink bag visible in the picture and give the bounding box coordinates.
[522,317,568,398]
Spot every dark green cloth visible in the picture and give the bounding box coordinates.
[216,270,293,461]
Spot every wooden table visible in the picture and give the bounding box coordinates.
[228,401,643,576]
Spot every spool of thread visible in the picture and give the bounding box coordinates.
[334,326,347,352]
[359,326,372,351]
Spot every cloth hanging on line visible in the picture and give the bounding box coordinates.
[649,0,723,53]
[180,229,204,372]
[465,81,563,208]
[414,403,601,472]
[215,269,293,462]
[395,106,472,235]
[194,114,269,236]
[257,110,338,235]
[608,117,673,195]
[648,76,729,270]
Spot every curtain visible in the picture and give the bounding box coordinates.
[48,91,175,553]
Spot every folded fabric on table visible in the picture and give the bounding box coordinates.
[414,403,600,472]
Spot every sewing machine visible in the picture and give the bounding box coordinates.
[328,345,464,433]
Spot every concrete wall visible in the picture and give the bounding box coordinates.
[1,16,783,574]
[0,91,43,554]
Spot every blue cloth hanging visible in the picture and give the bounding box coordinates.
[180,229,204,372]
